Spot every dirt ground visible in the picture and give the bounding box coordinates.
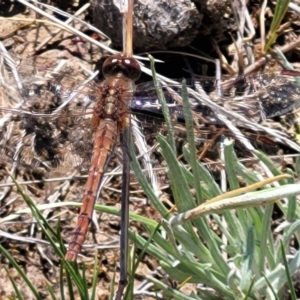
[0,2,158,299]
[0,1,207,299]
[1,0,300,299]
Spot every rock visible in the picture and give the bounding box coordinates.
[90,0,202,50]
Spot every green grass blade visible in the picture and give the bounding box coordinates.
[5,266,24,300]
[280,240,297,300]
[129,132,169,217]
[264,0,290,52]
[90,251,98,300]
[0,246,42,299]
[263,273,281,300]
[59,263,67,300]
[80,264,89,299]
[223,139,240,190]
[149,55,176,152]
[258,202,273,273]
[181,80,204,204]
[240,227,254,291]
[46,283,57,300]
[109,270,115,300]
[157,134,194,213]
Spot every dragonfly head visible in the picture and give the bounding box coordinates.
[102,54,141,81]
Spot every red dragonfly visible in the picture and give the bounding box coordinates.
[63,54,141,256]
[1,44,300,298]
[1,54,300,199]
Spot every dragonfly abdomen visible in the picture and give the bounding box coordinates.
[65,53,140,262]
[65,119,118,261]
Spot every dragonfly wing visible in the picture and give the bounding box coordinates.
[0,54,97,180]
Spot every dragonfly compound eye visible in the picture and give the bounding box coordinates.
[102,54,141,81]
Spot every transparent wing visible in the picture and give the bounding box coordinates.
[1,51,300,183]
[134,72,300,124]
[0,53,97,178]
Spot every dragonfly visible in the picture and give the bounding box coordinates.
[62,53,141,256]
[1,49,300,296]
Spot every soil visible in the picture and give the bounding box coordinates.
[0,0,300,299]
